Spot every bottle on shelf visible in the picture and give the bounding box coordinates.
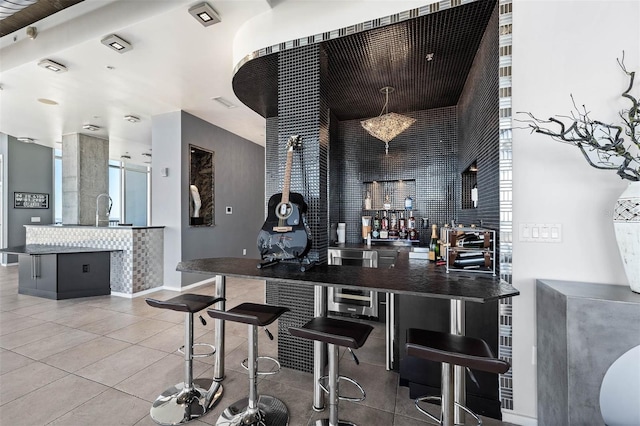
[398,211,407,239]
[428,224,439,261]
[380,211,389,239]
[372,211,381,239]
[404,195,413,210]
[408,210,418,241]
[389,212,398,238]
[383,194,391,211]
[364,191,372,210]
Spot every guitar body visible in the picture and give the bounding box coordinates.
[257,192,312,261]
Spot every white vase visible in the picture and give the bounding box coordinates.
[613,181,640,293]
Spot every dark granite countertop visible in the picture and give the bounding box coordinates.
[177,255,518,303]
[0,245,121,255]
[24,224,165,229]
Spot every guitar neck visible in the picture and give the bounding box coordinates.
[281,147,293,204]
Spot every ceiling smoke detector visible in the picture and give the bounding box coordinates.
[38,59,67,73]
[124,115,140,123]
[188,2,221,27]
[82,124,100,131]
[101,34,132,53]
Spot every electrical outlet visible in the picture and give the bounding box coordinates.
[82,264,90,273]
[226,206,233,215]
[30,216,41,223]
[242,248,247,256]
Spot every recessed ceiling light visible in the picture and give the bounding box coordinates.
[101,34,132,53]
[38,59,67,73]
[188,2,221,27]
[212,96,237,109]
[124,115,140,123]
[37,98,58,105]
[121,153,131,160]
[82,124,100,131]
[141,152,152,158]
[17,137,35,143]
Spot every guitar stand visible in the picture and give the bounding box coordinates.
[257,259,280,269]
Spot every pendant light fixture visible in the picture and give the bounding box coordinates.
[360,86,415,154]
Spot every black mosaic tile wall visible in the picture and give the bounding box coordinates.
[456,5,499,231]
[265,44,330,373]
[332,107,458,246]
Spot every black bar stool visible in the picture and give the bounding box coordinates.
[145,293,225,425]
[289,317,373,426]
[405,328,511,426]
[207,302,290,426]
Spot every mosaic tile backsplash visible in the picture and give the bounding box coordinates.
[25,226,164,294]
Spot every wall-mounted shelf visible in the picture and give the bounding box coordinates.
[362,179,416,211]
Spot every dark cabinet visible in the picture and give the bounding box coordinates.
[18,252,111,300]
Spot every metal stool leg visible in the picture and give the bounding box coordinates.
[150,312,220,425]
[216,324,289,426]
[314,343,356,426]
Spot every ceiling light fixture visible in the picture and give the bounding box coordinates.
[82,124,100,131]
[37,98,58,105]
[188,2,221,27]
[101,34,132,53]
[38,59,67,73]
[212,96,237,109]
[124,115,140,123]
[120,153,131,161]
[17,137,35,143]
[360,86,416,154]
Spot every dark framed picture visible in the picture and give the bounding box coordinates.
[14,192,49,209]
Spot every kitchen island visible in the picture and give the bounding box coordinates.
[24,224,164,296]
[0,244,117,299]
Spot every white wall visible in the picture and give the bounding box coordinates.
[151,111,183,290]
[512,0,639,421]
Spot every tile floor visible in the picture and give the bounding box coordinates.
[0,264,517,425]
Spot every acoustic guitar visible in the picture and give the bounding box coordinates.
[257,135,312,263]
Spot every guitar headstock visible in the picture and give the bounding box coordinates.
[287,135,302,150]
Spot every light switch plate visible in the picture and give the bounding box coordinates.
[519,223,562,243]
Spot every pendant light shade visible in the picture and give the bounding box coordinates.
[360,86,415,154]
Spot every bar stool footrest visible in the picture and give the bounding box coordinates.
[318,375,366,402]
[177,342,216,358]
[313,419,357,426]
[241,356,281,376]
[415,395,482,426]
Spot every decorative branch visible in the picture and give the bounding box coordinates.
[517,52,639,182]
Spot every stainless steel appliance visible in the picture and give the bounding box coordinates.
[327,248,378,318]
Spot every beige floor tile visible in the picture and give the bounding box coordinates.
[12,328,99,360]
[48,388,150,426]
[42,336,131,372]
[0,321,72,350]
[77,311,143,335]
[0,374,107,425]
[105,318,175,344]
[0,361,69,405]
[75,345,168,387]
[0,349,34,375]
[0,315,44,336]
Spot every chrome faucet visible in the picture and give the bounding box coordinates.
[96,193,113,226]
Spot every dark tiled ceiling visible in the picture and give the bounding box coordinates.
[232,0,497,121]
[0,0,84,38]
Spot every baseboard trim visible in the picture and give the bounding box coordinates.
[501,410,538,426]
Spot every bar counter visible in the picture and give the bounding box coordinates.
[177,256,518,302]
[177,255,518,419]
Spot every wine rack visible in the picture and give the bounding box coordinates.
[444,226,496,275]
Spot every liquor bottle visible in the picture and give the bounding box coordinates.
[389,212,399,238]
[407,210,416,231]
[398,211,407,239]
[380,211,389,239]
[372,211,381,239]
[383,194,391,210]
[364,191,372,210]
[428,224,439,261]
[404,195,413,210]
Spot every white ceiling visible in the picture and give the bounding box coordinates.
[0,0,274,165]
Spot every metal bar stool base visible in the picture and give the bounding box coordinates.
[150,379,223,425]
[216,395,289,426]
[313,419,357,426]
[415,395,482,426]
